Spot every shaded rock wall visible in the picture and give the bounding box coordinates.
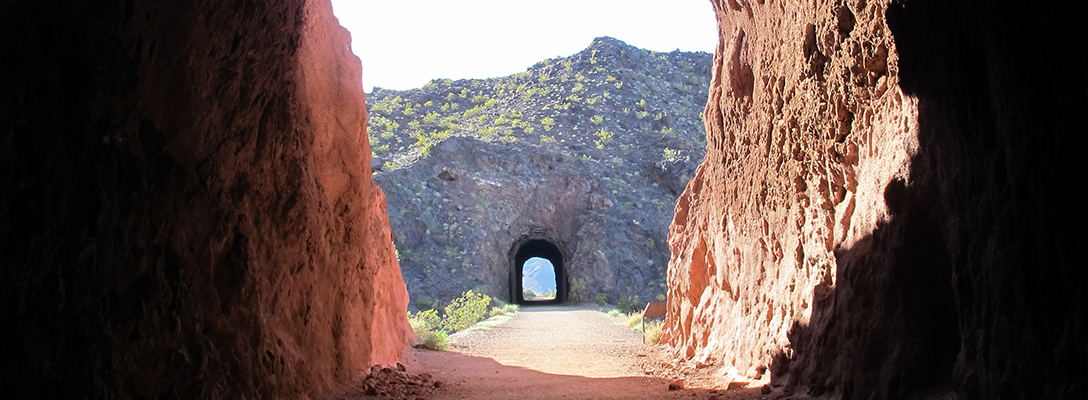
[663,0,1086,398]
[379,136,687,305]
[0,0,410,398]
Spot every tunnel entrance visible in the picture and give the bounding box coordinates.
[510,238,566,305]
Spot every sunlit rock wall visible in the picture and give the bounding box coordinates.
[663,0,1086,398]
[0,0,410,398]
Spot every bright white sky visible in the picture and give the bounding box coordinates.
[330,0,720,92]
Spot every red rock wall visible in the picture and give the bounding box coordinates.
[663,0,1086,398]
[0,0,410,398]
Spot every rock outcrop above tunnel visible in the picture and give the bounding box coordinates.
[370,38,711,306]
[0,0,410,398]
[663,0,1086,398]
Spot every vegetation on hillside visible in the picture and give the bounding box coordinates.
[366,36,711,171]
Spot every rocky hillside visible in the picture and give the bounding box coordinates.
[368,37,711,306]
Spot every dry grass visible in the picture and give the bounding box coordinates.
[626,313,643,330]
[643,320,664,344]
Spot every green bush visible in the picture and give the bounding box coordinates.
[617,294,641,314]
[594,129,615,149]
[595,293,608,306]
[441,290,492,333]
[487,304,520,318]
[415,296,441,312]
[416,329,449,351]
[569,277,589,303]
[408,309,440,335]
[409,309,448,350]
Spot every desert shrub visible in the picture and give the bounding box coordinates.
[472,285,489,295]
[617,294,641,314]
[416,329,449,351]
[626,313,643,330]
[594,129,615,149]
[595,293,608,306]
[408,309,446,350]
[441,290,492,332]
[568,277,589,303]
[415,296,441,312]
[487,303,520,318]
[606,309,623,318]
[644,320,665,344]
[408,309,441,334]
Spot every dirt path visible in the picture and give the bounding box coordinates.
[395,306,769,400]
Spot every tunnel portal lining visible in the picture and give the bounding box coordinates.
[510,238,567,305]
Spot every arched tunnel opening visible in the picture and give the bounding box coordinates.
[510,239,567,305]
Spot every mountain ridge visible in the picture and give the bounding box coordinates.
[368,36,712,306]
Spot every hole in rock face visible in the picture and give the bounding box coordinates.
[510,239,566,305]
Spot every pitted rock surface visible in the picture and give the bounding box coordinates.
[662,0,1086,399]
[1,0,410,398]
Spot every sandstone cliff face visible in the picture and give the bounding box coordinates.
[0,0,409,398]
[664,0,1085,398]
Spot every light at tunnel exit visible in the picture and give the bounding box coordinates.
[522,257,556,300]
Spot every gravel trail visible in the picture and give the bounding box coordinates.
[446,306,647,378]
[395,305,767,400]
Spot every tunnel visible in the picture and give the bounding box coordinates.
[509,238,567,305]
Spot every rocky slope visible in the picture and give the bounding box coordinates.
[1,0,410,398]
[662,0,1086,399]
[368,37,712,306]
